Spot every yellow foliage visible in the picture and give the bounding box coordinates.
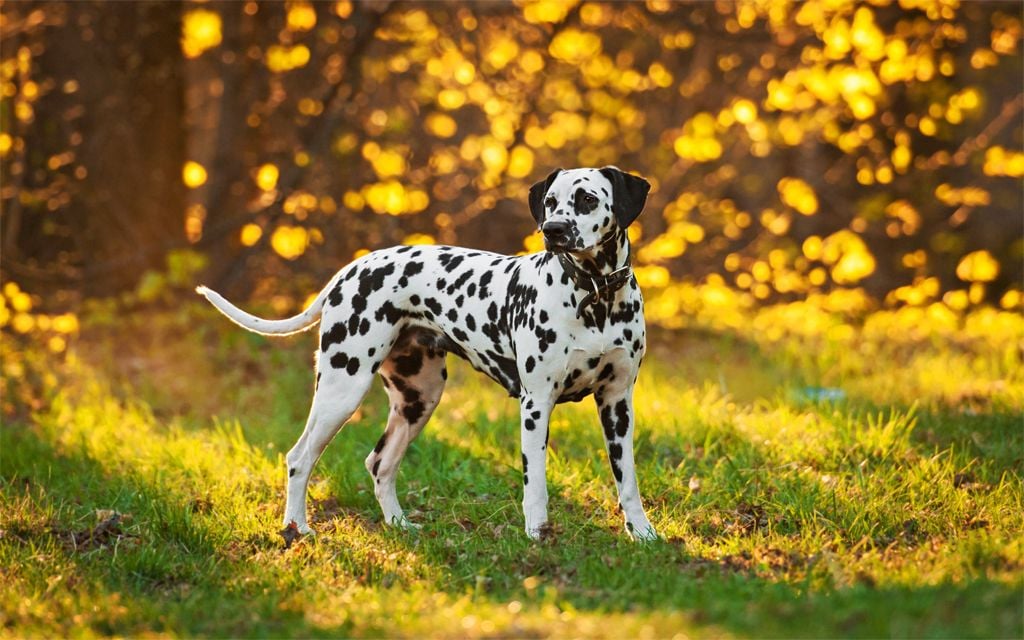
[256,164,279,191]
[363,181,429,215]
[438,89,466,110]
[52,313,79,334]
[182,161,207,188]
[821,231,876,284]
[266,45,311,73]
[286,2,317,32]
[519,50,546,74]
[425,113,457,138]
[956,250,999,282]
[634,265,671,288]
[334,1,353,19]
[507,146,535,179]
[549,28,602,63]
[485,36,520,70]
[983,146,1024,177]
[885,200,921,235]
[240,224,263,247]
[935,184,991,207]
[181,9,222,59]
[523,0,576,24]
[523,232,545,253]
[777,177,818,215]
[731,98,758,124]
[402,233,435,245]
[371,149,407,178]
[271,226,309,260]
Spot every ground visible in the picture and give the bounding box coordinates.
[1,302,1022,638]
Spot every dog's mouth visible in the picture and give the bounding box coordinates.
[544,241,570,253]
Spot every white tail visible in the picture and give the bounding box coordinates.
[195,283,329,336]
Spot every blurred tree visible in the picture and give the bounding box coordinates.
[1,0,1021,312]
[1,2,186,296]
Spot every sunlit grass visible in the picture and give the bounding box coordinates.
[1,304,1022,638]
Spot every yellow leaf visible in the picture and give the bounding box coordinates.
[956,250,999,282]
[271,226,309,260]
[181,9,222,58]
[507,146,534,179]
[256,163,279,191]
[286,2,317,31]
[182,161,207,188]
[425,113,457,138]
[240,224,263,247]
[777,178,818,215]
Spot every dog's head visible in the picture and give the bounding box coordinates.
[529,167,650,254]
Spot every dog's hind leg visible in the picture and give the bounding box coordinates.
[366,342,447,528]
[282,366,376,535]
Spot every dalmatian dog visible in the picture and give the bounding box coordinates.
[196,166,657,541]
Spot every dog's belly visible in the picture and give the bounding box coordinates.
[556,346,635,403]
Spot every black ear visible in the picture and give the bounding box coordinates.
[599,167,650,228]
[528,168,563,226]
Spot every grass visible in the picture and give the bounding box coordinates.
[1,302,1022,638]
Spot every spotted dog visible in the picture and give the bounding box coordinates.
[197,166,657,541]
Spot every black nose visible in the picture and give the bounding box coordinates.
[542,220,571,242]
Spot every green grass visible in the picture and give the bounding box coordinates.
[1,304,1022,638]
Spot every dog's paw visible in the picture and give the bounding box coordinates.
[626,521,659,542]
[391,514,421,531]
[279,521,311,548]
[525,522,556,541]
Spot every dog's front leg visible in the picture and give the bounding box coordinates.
[520,395,553,539]
[597,389,658,541]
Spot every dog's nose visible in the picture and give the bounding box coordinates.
[542,220,571,243]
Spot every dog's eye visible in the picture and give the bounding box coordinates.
[545,197,557,209]
[582,193,597,205]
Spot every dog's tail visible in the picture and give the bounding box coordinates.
[195,282,330,336]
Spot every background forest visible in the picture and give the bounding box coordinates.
[1,0,1021,318]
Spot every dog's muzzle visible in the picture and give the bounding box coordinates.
[541,220,572,251]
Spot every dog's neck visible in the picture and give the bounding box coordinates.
[564,227,630,276]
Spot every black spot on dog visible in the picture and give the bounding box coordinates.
[375,301,405,325]
[289,467,297,477]
[608,442,623,482]
[525,356,536,373]
[374,432,388,453]
[372,459,381,476]
[403,401,425,424]
[321,323,347,352]
[351,294,367,314]
[328,280,345,307]
[614,399,630,438]
[394,351,422,377]
[346,357,361,376]
[330,352,349,370]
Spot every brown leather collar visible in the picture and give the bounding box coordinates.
[555,233,633,318]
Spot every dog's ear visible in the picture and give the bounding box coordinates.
[599,166,650,228]
[529,168,563,226]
